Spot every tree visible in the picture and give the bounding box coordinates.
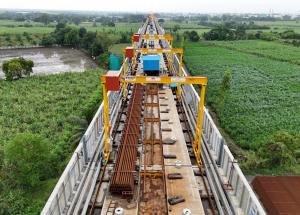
[39,13,50,25]
[3,61,22,81]
[183,31,200,42]
[64,28,80,47]
[41,34,56,47]
[189,31,200,42]
[2,58,34,81]
[81,31,97,50]
[18,57,34,76]
[173,24,180,33]
[79,27,87,38]
[4,133,53,187]
[89,33,111,56]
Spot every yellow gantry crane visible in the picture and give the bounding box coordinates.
[122,47,184,97]
[101,74,208,167]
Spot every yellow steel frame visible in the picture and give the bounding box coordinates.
[141,34,173,41]
[101,75,207,167]
[132,34,173,47]
[133,48,184,98]
[101,79,111,163]
[122,47,183,97]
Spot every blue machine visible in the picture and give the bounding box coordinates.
[143,55,160,76]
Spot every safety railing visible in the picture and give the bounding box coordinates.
[41,65,124,215]
[174,55,266,215]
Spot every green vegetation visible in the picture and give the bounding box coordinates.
[4,133,53,188]
[0,18,139,47]
[109,43,130,55]
[183,41,300,174]
[0,69,103,214]
[2,57,34,80]
[210,40,300,65]
[243,132,300,174]
[183,30,200,42]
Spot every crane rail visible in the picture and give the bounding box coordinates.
[41,15,266,215]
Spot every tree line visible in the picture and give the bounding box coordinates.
[41,23,114,66]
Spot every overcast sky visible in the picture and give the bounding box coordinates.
[1,0,300,14]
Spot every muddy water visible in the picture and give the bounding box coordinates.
[0,47,98,79]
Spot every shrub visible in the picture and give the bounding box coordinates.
[258,131,300,167]
[203,24,246,41]
[97,53,110,68]
[280,30,300,39]
[4,133,53,188]
[221,70,232,90]
[241,151,261,172]
[41,34,56,47]
[2,58,34,81]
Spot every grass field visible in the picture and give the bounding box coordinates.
[0,19,54,34]
[0,20,141,46]
[209,40,300,65]
[255,20,300,30]
[0,69,103,214]
[79,22,141,33]
[109,43,130,55]
[184,41,300,154]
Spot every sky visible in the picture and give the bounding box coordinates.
[0,0,300,14]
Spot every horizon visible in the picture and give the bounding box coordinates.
[0,8,300,15]
[0,0,300,14]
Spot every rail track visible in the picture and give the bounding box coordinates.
[139,84,167,214]
[41,15,267,215]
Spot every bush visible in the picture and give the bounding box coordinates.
[2,58,34,81]
[183,30,200,42]
[4,133,53,188]
[280,30,300,39]
[258,131,300,168]
[203,24,246,41]
[215,70,232,111]
[41,34,56,47]
[241,151,261,172]
[221,70,232,90]
[97,53,110,68]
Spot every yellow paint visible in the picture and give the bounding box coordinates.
[193,85,206,167]
[101,78,111,163]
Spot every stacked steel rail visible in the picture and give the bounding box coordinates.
[109,84,145,194]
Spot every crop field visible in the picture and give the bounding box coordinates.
[79,22,141,33]
[0,69,102,152]
[162,20,208,29]
[0,19,141,35]
[0,20,141,46]
[255,20,300,29]
[0,69,103,214]
[184,41,300,153]
[209,40,300,65]
[0,19,54,34]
